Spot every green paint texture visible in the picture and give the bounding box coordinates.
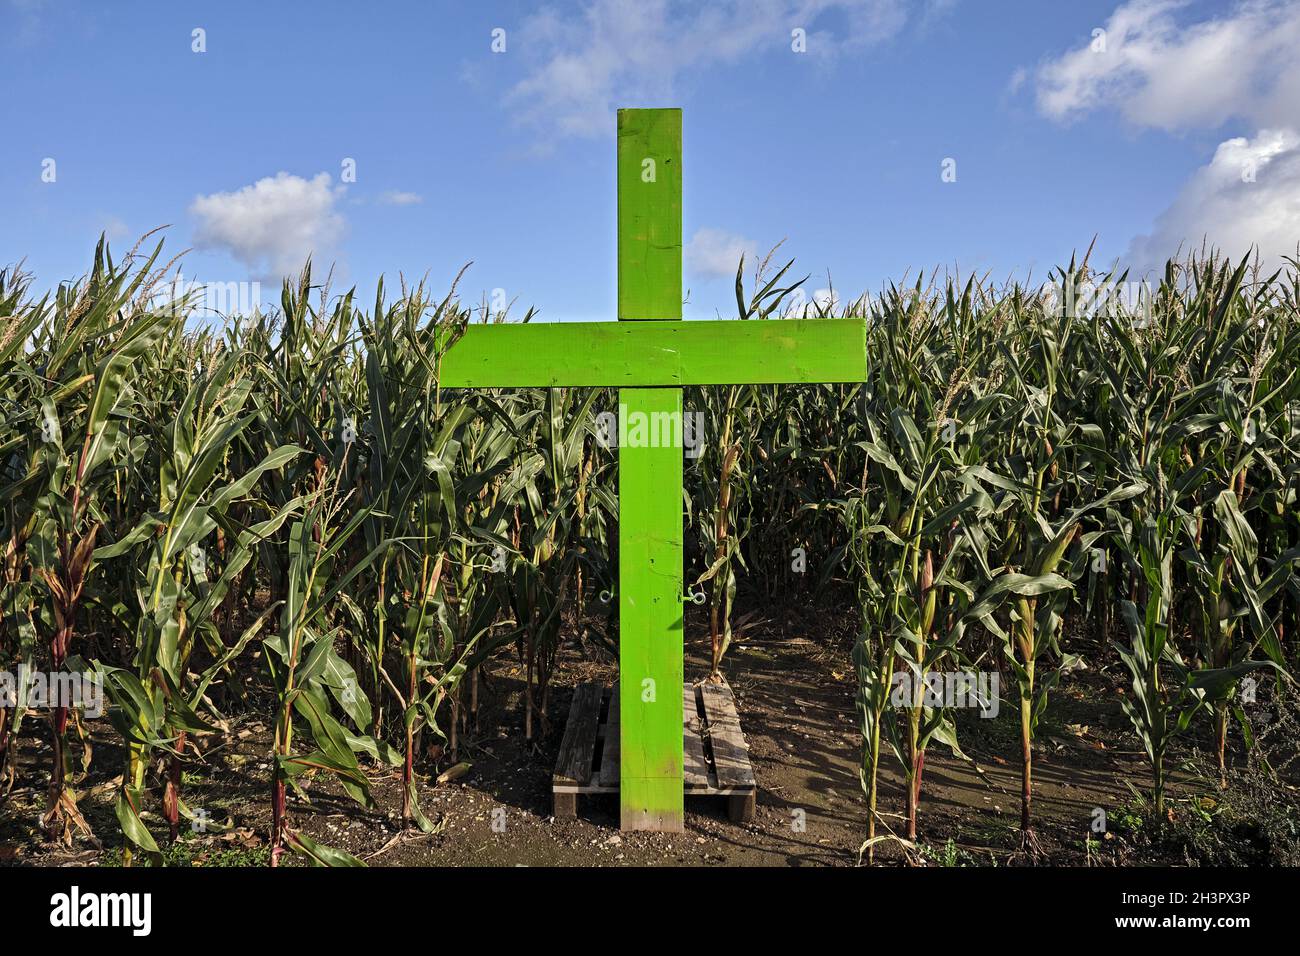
[617,384,685,831]
[438,318,866,389]
[617,109,685,831]
[617,108,682,322]
[437,106,867,832]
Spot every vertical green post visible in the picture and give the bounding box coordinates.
[617,108,684,831]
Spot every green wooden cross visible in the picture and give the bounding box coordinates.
[441,108,865,831]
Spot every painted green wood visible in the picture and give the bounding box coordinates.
[617,386,685,831]
[618,108,684,831]
[617,108,681,320]
[437,318,866,388]
[433,106,869,833]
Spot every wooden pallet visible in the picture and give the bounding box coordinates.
[553,681,757,823]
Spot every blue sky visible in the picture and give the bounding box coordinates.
[3,0,1297,322]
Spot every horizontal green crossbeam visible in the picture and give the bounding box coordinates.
[438,318,866,388]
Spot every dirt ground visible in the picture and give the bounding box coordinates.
[3,602,1298,867]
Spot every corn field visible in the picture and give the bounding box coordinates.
[2,236,1298,866]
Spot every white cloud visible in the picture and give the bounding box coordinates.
[812,287,840,311]
[1127,128,1300,272]
[1034,0,1300,132]
[505,0,912,140]
[1033,1,1300,271]
[190,172,345,280]
[785,286,842,316]
[1006,66,1027,96]
[686,228,759,279]
[99,216,129,241]
[379,190,424,206]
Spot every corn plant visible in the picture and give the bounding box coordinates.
[843,282,1006,856]
[265,472,386,866]
[442,390,530,750]
[95,347,304,860]
[0,265,52,791]
[685,254,809,681]
[352,284,488,827]
[501,387,604,738]
[2,233,1299,869]
[22,241,173,841]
